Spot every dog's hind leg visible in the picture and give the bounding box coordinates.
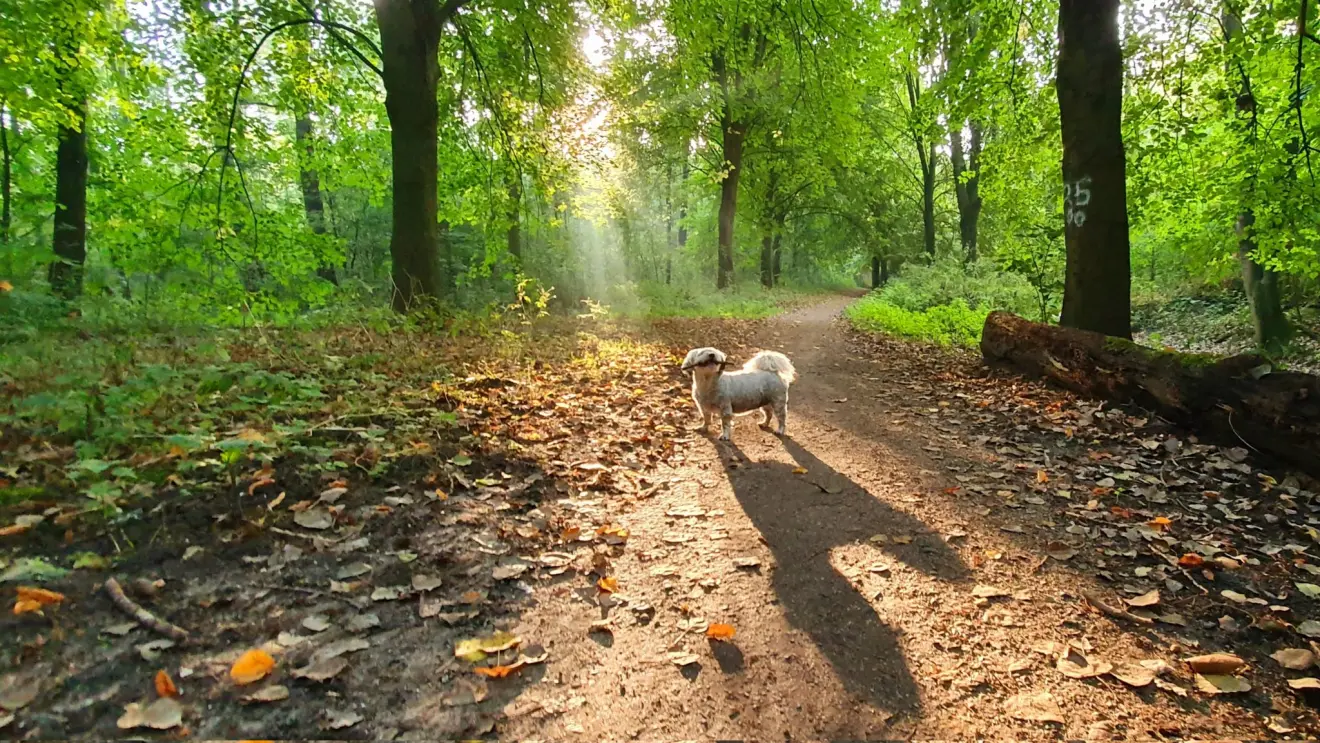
[759,405,774,428]
[719,406,734,441]
[773,399,788,435]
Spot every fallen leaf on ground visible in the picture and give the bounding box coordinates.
[154,670,177,698]
[1004,691,1064,724]
[492,562,529,581]
[1287,678,1320,693]
[293,656,349,682]
[733,557,761,569]
[667,651,700,666]
[117,698,183,730]
[335,562,371,579]
[1272,649,1315,671]
[310,637,370,664]
[294,509,334,530]
[1109,663,1155,687]
[1178,553,1205,568]
[242,685,290,703]
[230,649,276,685]
[302,615,332,633]
[455,631,520,662]
[1125,590,1160,608]
[1297,583,1320,599]
[597,576,619,593]
[411,574,443,592]
[705,623,736,640]
[324,709,363,729]
[137,639,175,661]
[792,467,808,475]
[371,586,407,601]
[1185,653,1246,675]
[972,585,1009,599]
[1300,620,1320,637]
[1147,516,1173,531]
[474,662,524,678]
[1044,541,1076,560]
[1222,590,1248,603]
[1194,673,1251,694]
[12,599,42,615]
[1057,650,1112,679]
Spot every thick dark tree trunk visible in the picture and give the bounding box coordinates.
[982,311,1320,478]
[759,228,773,289]
[870,256,881,289]
[506,174,521,263]
[921,139,936,259]
[1056,0,1132,338]
[1,102,11,245]
[296,115,338,285]
[374,0,450,312]
[717,112,743,290]
[950,121,983,263]
[49,98,88,300]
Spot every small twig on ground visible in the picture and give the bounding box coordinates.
[256,582,360,607]
[103,577,190,641]
[1082,590,1155,625]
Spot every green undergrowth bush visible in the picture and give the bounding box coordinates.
[846,259,1042,347]
[846,295,988,347]
[602,281,831,319]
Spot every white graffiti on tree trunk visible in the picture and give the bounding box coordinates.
[1064,176,1091,228]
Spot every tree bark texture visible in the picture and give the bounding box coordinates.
[950,121,983,263]
[50,98,88,300]
[717,111,743,290]
[982,311,1320,478]
[1056,0,1132,338]
[296,115,338,285]
[374,0,448,311]
[1,102,11,245]
[506,174,521,263]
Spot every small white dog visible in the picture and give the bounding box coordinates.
[680,347,797,440]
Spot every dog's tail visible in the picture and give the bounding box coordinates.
[743,350,796,387]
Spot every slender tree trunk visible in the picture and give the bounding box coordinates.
[950,121,983,263]
[49,98,88,300]
[374,0,449,312]
[296,115,338,285]
[1223,2,1290,350]
[922,139,936,258]
[1056,0,1132,338]
[759,228,773,289]
[771,213,784,285]
[665,162,674,285]
[677,156,689,254]
[871,255,881,288]
[717,110,743,289]
[1,101,11,245]
[506,174,521,263]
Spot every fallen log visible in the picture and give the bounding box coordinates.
[980,311,1320,479]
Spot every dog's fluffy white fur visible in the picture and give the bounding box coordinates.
[681,347,797,440]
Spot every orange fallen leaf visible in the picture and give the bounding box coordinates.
[597,576,619,593]
[1036,470,1049,484]
[706,623,736,640]
[155,670,178,698]
[1148,516,1173,531]
[247,477,275,496]
[0,523,31,537]
[560,526,581,541]
[1178,553,1205,568]
[230,649,275,685]
[792,467,808,475]
[13,599,42,615]
[1110,506,1134,518]
[17,586,65,605]
[473,662,523,678]
[942,487,961,496]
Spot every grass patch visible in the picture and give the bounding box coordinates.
[846,295,988,347]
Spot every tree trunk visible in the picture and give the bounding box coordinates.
[1223,3,1290,351]
[759,227,773,289]
[981,311,1320,478]
[771,215,783,285]
[871,255,881,289]
[374,0,446,312]
[950,121,983,263]
[906,70,936,259]
[49,98,88,301]
[717,111,744,290]
[1,101,11,245]
[296,115,338,285]
[1056,0,1132,338]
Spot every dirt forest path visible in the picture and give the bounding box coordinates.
[499,295,1310,741]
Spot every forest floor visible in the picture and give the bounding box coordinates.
[4,293,1320,740]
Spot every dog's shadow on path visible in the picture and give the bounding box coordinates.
[719,435,970,715]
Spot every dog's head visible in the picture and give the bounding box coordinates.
[681,347,728,379]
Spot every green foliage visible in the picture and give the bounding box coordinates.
[877,259,1044,320]
[602,282,815,320]
[846,295,988,348]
